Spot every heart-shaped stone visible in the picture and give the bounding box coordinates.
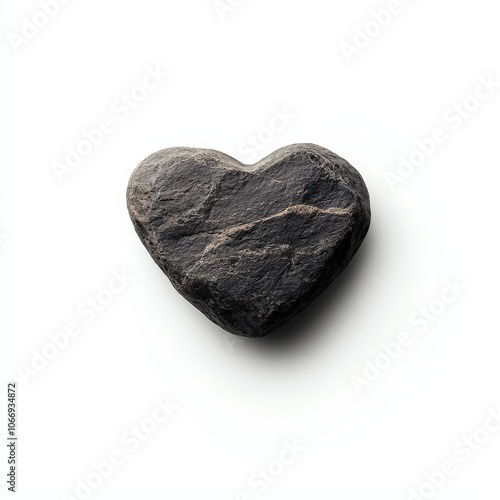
[127,143,370,338]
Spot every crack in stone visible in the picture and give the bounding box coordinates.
[181,203,354,283]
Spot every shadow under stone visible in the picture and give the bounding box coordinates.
[245,228,375,354]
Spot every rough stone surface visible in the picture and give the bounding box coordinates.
[127,143,371,338]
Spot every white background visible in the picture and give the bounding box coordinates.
[2,0,500,499]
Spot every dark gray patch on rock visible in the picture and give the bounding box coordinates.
[127,143,371,338]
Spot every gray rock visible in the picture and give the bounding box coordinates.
[127,143,371,338]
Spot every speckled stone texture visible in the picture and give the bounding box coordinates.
[127,143,371,338]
